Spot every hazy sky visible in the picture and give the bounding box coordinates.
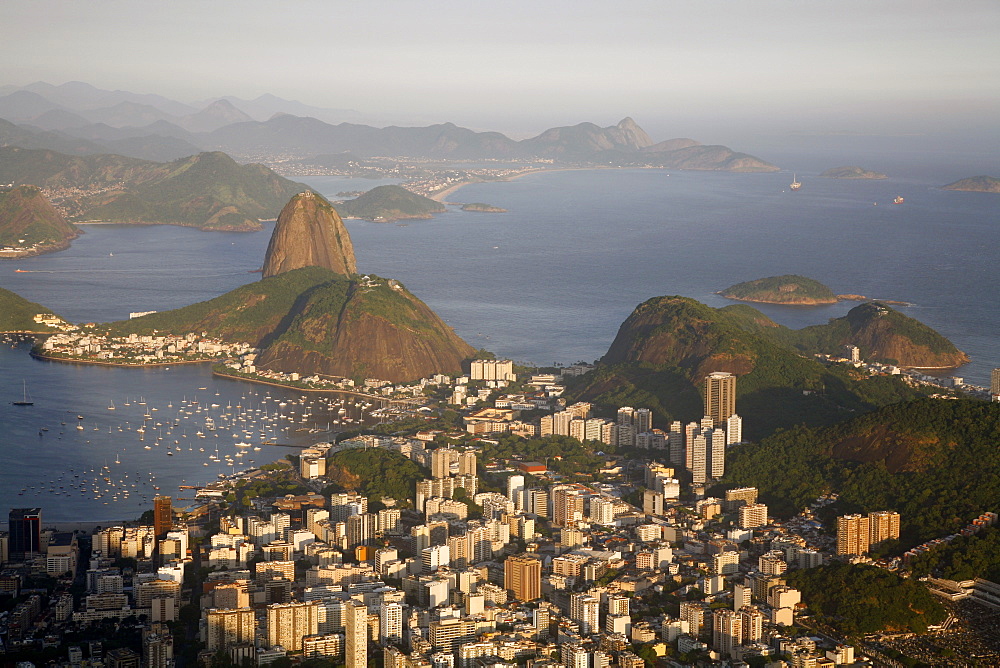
[4,0,998,139]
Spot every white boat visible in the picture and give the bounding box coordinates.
[790,173,801,191]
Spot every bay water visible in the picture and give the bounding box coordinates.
[0,166,997,520]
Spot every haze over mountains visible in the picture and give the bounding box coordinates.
[0,81,776,170]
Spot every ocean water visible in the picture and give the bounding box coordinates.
[0,166,997,520]
[321,169,1000,383]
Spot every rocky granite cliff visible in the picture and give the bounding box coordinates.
[262,192,357,278]
[0,184,78,255]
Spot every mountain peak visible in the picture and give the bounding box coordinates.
[262,192,357,279]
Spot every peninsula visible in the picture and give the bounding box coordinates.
[334,185,445,222]
[0,184,79,257]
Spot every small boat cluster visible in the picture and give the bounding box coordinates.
[20,389,380,506]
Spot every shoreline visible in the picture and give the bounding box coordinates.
[212,368,401,404]
[30,351,217,368]
[429,166,611,203]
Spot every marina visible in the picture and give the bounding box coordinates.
[0,337,386,522]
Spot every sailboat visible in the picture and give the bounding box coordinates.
[789,173,802,191]
[12,380,33,406]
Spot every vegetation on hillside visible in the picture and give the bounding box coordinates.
[0,147,307,230]
[322,448,428,506]
[789,564,946,635]
[477,435,611,478]
[0,185,78,248]
[0,286,64,332]
[571,296,922,438]
[335,185,445,221]
[906,527,1000,581]
[103,266,337,345]
[724,399,1000,544]
[720,275,838,305]
[792,301,966,364]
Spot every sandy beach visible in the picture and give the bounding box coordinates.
[429,166,609,203]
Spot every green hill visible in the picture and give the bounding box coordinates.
[793,302,968,368]
[0,185,78,254]
[0,286,65,332]
[255,272,475,383]
[105,266,475,384]
[0,147,307,230]
[724,399,1000,545]
[941,175,1000,193]
[570,296,921,438]
[789,564,945,635]
[720,275,838,305]
[820,166,888,179]
[323,448,428,507]
[105,265,333,344]
[335,185,446,222]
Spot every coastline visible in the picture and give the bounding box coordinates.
[429,166,610,203]
[212,368,400,404]
[30,351,217,368]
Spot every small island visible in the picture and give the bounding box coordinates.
[460,203,507,213]
[820,166,888,179]
[720,275,839,305]
[942,176,1000,193]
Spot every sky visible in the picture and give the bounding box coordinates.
[3,0,999,142]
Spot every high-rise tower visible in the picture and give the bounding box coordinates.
[8,508,41,561]
[703,372,736,425]
[153,496,173,538]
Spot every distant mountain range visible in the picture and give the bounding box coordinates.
[0,81,778,170]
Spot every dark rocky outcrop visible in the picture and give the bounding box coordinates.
[262,192,357,278]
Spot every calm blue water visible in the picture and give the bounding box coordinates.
[0,167,997,519]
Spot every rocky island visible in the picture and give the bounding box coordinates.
[820,166,888,179]
[720,275,839,305]
[942,176,1000,193]
[460,203,507,213]
[0,184,79,257]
